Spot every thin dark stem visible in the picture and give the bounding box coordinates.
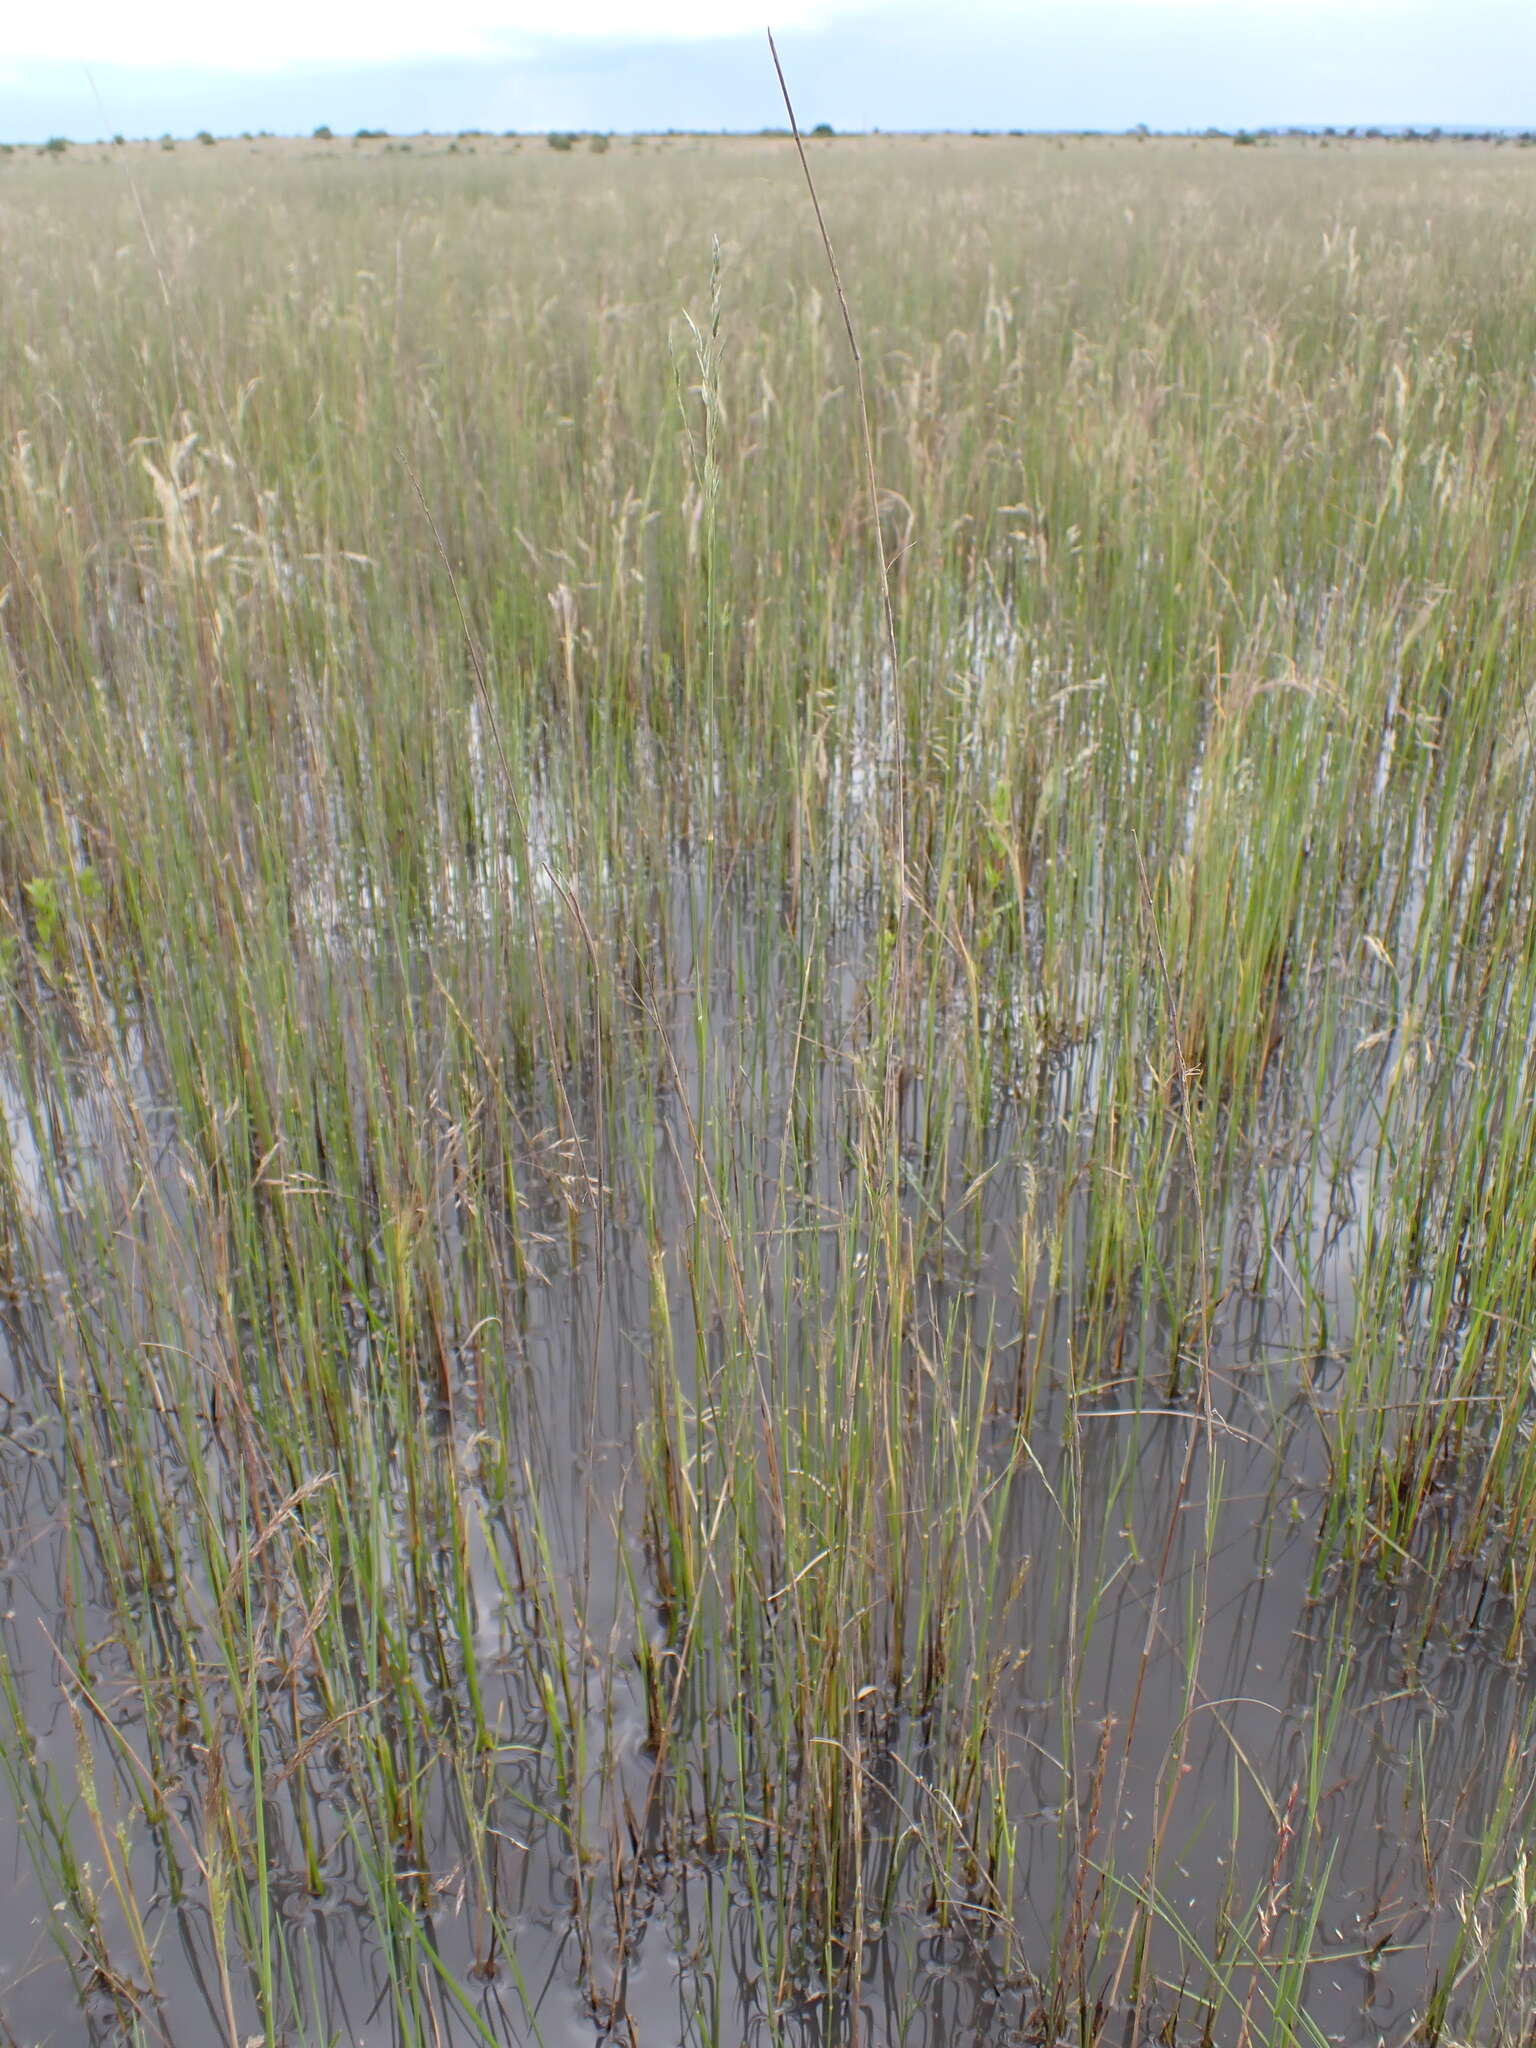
[767,29,907,949]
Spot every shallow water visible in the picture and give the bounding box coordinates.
[0,914,1530,2048]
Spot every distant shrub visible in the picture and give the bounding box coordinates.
[111,133,125,146]
[588,133,610,154]
[355,127,387,139]
[547,131,576,152]
[41,136,69,154]
[811,122,834,137]
[160,135,175,151]
[1233,130,1259,147]
[195,130,216,147]
[313,124,333,140]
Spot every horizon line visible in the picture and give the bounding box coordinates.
[9,120,1535,147]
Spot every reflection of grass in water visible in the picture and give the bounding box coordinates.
[0,131,1532,2042]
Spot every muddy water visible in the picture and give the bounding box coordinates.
[0,955,1530,2048]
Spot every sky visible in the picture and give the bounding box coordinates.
[3,0,1533,143]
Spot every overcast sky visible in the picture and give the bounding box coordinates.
[3,0,1532,142]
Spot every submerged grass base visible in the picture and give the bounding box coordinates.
[0,132,1535,2044]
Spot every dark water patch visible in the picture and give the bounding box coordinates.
[0,895,1531,2048]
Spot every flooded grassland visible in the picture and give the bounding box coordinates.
[2,132,1536,2044]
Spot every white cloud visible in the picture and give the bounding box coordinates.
[20,0,846,70]
[11,0,1463,85]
